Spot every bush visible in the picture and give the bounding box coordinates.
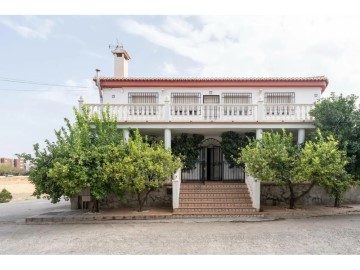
[0,188,12,203]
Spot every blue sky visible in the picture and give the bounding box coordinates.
[1,12,360,158]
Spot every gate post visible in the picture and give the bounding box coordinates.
[172,168,181,209]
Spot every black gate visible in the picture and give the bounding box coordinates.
[181,138,245,183]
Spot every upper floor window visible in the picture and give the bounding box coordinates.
[128,92,159,104]
[222,93,252,104]
[265,92,295,104]
[171,93,201,104]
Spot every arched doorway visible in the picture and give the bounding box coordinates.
[199,138,222,181]
[181,138,245,183]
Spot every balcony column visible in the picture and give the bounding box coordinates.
[257,90,264,121]
[298,128,305,145]
[123,129,130,143]
[164,95,170,122]
[256,128,263,139]
[164,129,171,150]
[78,96,84,111]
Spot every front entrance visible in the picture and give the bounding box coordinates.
[200,144,222,181]
[181,138,245,183]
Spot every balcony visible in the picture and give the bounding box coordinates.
[84,103,314,123]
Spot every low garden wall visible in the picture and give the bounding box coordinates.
[71,185,173,210]
[261,182,360,206]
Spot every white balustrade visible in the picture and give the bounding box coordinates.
[84,103,314,123]
[85,104,165,122]
[264,104,314,121]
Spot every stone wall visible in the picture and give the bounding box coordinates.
[261,183,360,206]
[99,185,173,209]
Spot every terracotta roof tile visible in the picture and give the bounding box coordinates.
[96,75,328,85]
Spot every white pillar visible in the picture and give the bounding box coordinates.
[123,129,130,143]
[78,96,84,111]
[256,128,263,139]
[298,128,305,145]
[253,179,261,211]
[172,168,181,209]
[164,95,170,122]
[164,129,171,150]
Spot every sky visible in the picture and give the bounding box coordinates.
[1,1,360,158]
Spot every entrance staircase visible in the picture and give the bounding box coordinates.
[173,182,262,217]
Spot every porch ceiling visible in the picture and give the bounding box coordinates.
[132,127,305,137]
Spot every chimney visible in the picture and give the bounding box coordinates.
[111,46,131,78]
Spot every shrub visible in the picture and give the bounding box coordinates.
[0,188,12,203]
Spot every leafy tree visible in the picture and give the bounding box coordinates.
[18,106,123,212]
[310,93,360,180]
[0,188,12,203]
[296,131,351,207]
[220,131,255,167]
[106,130,182,211]
[0,164,16,176]
[171,134,204,170]
[239,129,350,209]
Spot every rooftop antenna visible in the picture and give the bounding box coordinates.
[109,39,123,50]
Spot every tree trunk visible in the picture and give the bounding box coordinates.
[288,183,296,209]
[288,181,316,210]
[334,196,341,208]
[91,198,99,212]
[289,196,296,209]
[137,189,152,212]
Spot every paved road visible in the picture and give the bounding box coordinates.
[1,200,360,254]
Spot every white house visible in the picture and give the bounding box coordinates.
[80,46,328,216]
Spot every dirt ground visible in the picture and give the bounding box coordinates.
[0,176,35,201]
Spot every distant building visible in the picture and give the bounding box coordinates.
[13,159,25,171]
[0,158,13,167]
[0,157,25,171]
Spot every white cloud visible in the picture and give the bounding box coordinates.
[1,16,55,39]
[161,62,180,76]
[33,78,98,106]
[81,50,105,59]
[119,16,360,97]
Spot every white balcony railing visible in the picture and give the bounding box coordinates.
[84,103,314,123]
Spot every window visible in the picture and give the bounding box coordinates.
[264,92,295,115]
[171,93,201,104]
[203,95,220,104]
[222,93,252,104]
[128,92,159,104]
[222,93,252,116]
[264,92,295,104]
[128,92,159,116]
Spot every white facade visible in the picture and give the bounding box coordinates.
[83,48,329,211]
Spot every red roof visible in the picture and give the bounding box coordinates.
[95,76,329,92]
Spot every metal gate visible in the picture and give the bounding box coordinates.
[181,138,245,183]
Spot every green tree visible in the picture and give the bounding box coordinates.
[0,188,12,203]
[310,93,360,180]
[107,130,181,212]
[0,164,16,176]
[239,129,350,209]
[18,106,123,212]
[296,131,351,207]
[220,131,255,167]
[171,134,204,170]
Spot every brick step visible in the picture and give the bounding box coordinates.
[179,196,252,202]
[180,202,253,207]
[181,188,249,192]
[180,192,250,198]
[181,184,247,189]
[172,212,263,217]
[174,206,257,213]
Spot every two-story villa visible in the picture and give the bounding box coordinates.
[80,46,328,216]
